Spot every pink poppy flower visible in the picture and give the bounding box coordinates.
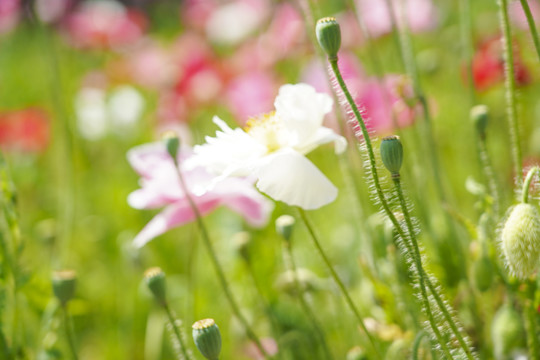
[510,0,540,30]
[126,40,176,90]
[64,0,147,50]
[225,71,277,125]
[0,109,50,153]
[128,142,273,247]
[0,0,20,35]
[356,0,438,38]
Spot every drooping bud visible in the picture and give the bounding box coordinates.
[380,136,403,177]
[470,105,489,139]
[491,305,526,359]
[316,17,341,60]
[275,215,295,242]
[192,318,222,360]
[162,131,180,160]
[501,203,540,280]
[144,267,167,306]
[472,256,493,292]
[52,270,77,306]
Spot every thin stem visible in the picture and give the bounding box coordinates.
[172,156,270,358]
[519,0,540,62]
[498,0,523,184]
[282,239,333,360]
[525,280,540,359]
[164,304,192,360]
[328,57,476,358]
[393,178,454,360]
[297,208,380,358]
[478,137,501,216]
[412,330,428,360]
[460,0,477,105]
[62,306,78,360]
[522,167,539,203]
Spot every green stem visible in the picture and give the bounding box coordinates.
[297,208,380,358]
[460,0,477,105]
[519,0,540,62]
[521,166,539,203]
[525,280,540,359]
[282,238,333,360]
[498,0,523,184]
[478,137,501,217]
[393,179,454,360]
[164,304,192,360]
[328,56,476,359]
[412,330,428,360]
[62,305,78,360]
[172,157,270,358]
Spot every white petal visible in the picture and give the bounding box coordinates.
[274,83,333,148]
[254,149,338,210]
[294,127,347,155]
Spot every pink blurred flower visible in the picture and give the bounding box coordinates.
[244,338,279,360]
[356,0,438,38]
[127,40,176,90]
[225,71,277,125]
[64,0,147,50]
[128,142,272,247]
[35,0,71,24]
[510,0,540,30]
[0,0,20,35]
[0,109,50,153]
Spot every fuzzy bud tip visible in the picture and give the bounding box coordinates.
[192,318,222,360]
[316,17,341,60]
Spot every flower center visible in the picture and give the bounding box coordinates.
[244,111,287,153]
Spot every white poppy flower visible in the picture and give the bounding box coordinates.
[191,83,346,210]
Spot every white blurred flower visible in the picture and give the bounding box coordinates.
[191,83,346,210]
[74,85,145,140]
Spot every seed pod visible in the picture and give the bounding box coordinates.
[470,105,489,139]
[316,17,341,60]
[380,136,403,176]
[162,131,180,160]
[501,203,540,279]
[192,319,222,360]
[276,215,295,242]
[491,305,526,359]
[144,267,167,306]
[52,270,77,306]
[472,256,493,292]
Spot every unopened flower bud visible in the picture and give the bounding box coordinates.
[192,318,222,360]
[52,270,77,306]
[316,17,341,60]
[472,256,493,292]
[144,267,167,306]
[380,136,403,177]
[491,305,526,359]
[276,215,295,242]
[501,203,540,279]
[470,105,489,139]
[162,131,180,160]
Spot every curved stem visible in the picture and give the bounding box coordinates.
[519,0,540,62]
[62,306,78,360]
[297,208,380,359]
[172,156,270,358]
[412,330,428,360]
[522,167,539,203]
[164,305,192,360]
[498,0,523,184]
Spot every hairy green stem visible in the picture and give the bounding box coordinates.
[62,306,78,360]
[525,280,540,359]
[521,166,539,203]
[282,238,333,360]
[519,0,540,62]
[328,57,476,358]
[164,305,192,360]
[498,0,523,184]
[297,208,380,358]
[172,156,270,358]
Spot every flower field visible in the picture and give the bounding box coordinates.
[2,0,540,359]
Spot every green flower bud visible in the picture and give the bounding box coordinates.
[472,256,493,292]
[162,131,180,160]
[276,215,295,242]
[316,17,341,60]
[52,270,77,306]
[501,203,540,280]
[380,135,403,177]
[470,105,489,139]
[192,318,222,360]
[144,267,167,306]
[346,346,368,360]
[491,305,526,359]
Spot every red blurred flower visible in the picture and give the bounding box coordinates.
[64,0,147,50]
[471,36,531,91]
[0,109,50,153]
